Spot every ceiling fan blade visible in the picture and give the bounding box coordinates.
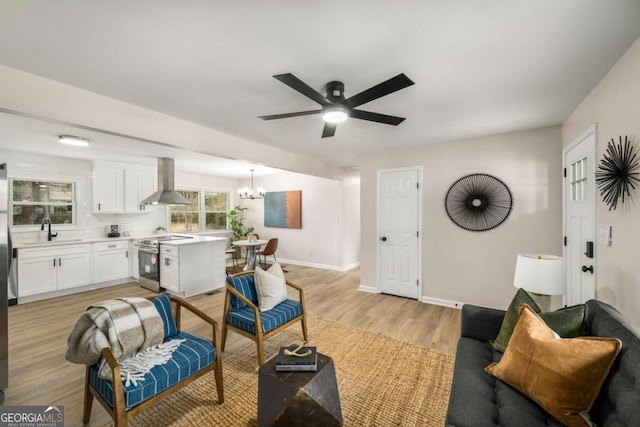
[345,73,415,108]
[350,109,406,126]
[273,73,330,106]
[322,122,337,138]
[258,110,322,120]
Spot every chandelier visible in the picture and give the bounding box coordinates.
[238,169,265,199]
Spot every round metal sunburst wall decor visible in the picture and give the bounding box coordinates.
[595,136,640,211]
[445,173,513,232]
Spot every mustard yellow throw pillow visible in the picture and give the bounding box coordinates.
[486,305,621,427]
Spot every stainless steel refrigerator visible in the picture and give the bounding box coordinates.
[0,163,8,401]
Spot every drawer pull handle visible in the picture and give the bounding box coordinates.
[108,244,117,248]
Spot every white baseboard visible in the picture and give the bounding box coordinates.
[421,296,463,309]
[342,262,361,271]
[358,285,379,293]
[277,258,360,273]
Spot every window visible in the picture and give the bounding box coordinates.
[570,157,587,201]
[170,189,230,233]
[11,179,76,226]
[205,192,229,230]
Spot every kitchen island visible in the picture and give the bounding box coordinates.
[159,235,227,297]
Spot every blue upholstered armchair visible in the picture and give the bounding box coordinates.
[82,294,224,427]
[222,271,308,365]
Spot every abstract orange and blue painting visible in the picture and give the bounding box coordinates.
[264,190,301,228]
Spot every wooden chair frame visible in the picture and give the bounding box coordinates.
[83,295,224,427]
[221,270,308,365]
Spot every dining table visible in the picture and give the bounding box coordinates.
[232,239,268,271]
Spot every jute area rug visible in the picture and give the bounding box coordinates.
[119,315,455,427]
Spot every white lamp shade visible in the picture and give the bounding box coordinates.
[513,253,565,295]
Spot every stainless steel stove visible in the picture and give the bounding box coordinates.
[137,235,193,291]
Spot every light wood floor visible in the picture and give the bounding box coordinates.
[1,263,460,426]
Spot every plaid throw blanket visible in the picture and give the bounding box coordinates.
[65,297,165,381]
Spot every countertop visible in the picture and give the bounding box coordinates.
[159,236,227,246]
[13,234,228,249]
[13,236,132,249]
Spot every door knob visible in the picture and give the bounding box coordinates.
[581,265,594,274]
[380,236,387,242]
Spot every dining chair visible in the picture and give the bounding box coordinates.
[257,238,278,269]
[225,247,240,273]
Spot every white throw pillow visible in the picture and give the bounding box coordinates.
[254,262,288,312]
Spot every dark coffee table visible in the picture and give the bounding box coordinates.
[258,352,343,427]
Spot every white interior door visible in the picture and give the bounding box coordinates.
[378,167,420,299]
[564,126,597,305]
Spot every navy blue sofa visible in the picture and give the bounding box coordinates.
[445,299,640,426]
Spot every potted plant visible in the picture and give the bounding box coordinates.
[227,205,254,244]
[227,205,254,259]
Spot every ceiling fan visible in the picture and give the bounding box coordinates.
[258,73,415,138]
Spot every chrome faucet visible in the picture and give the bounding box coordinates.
[41,218,58,241]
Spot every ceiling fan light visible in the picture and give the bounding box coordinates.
[59,135,90,147]
[322,108,348,123]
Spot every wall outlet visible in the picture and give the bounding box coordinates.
[308,249,312,256]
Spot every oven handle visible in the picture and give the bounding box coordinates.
[138,246,159,254]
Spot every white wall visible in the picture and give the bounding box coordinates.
[563,36,640,324]
[359,126,563,309]
[2,150,248,243]
[2,150,167,242]
[341,176,361,268]
[240,171,361,271]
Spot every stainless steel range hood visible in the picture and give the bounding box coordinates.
[141,158,191,205]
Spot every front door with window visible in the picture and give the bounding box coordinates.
[564,126,597,306]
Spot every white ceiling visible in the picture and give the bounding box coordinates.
[0,112,282,178]
[0,1,639,171]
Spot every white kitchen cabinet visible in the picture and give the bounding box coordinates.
[17,244,91,297]
[125,168,156,213]
[94,165,124,213]
[159,238,226,297]
[94,241,131,283]
[94,161,156,214]
[159,245,179,293]
[17,256,57,296]
[57,251,93,290]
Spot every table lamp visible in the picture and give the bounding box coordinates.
[513,253,564,312]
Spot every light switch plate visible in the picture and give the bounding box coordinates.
[598,226,612,246]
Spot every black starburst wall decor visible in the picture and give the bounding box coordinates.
[595,136,640,211]
[445,173,513,232]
